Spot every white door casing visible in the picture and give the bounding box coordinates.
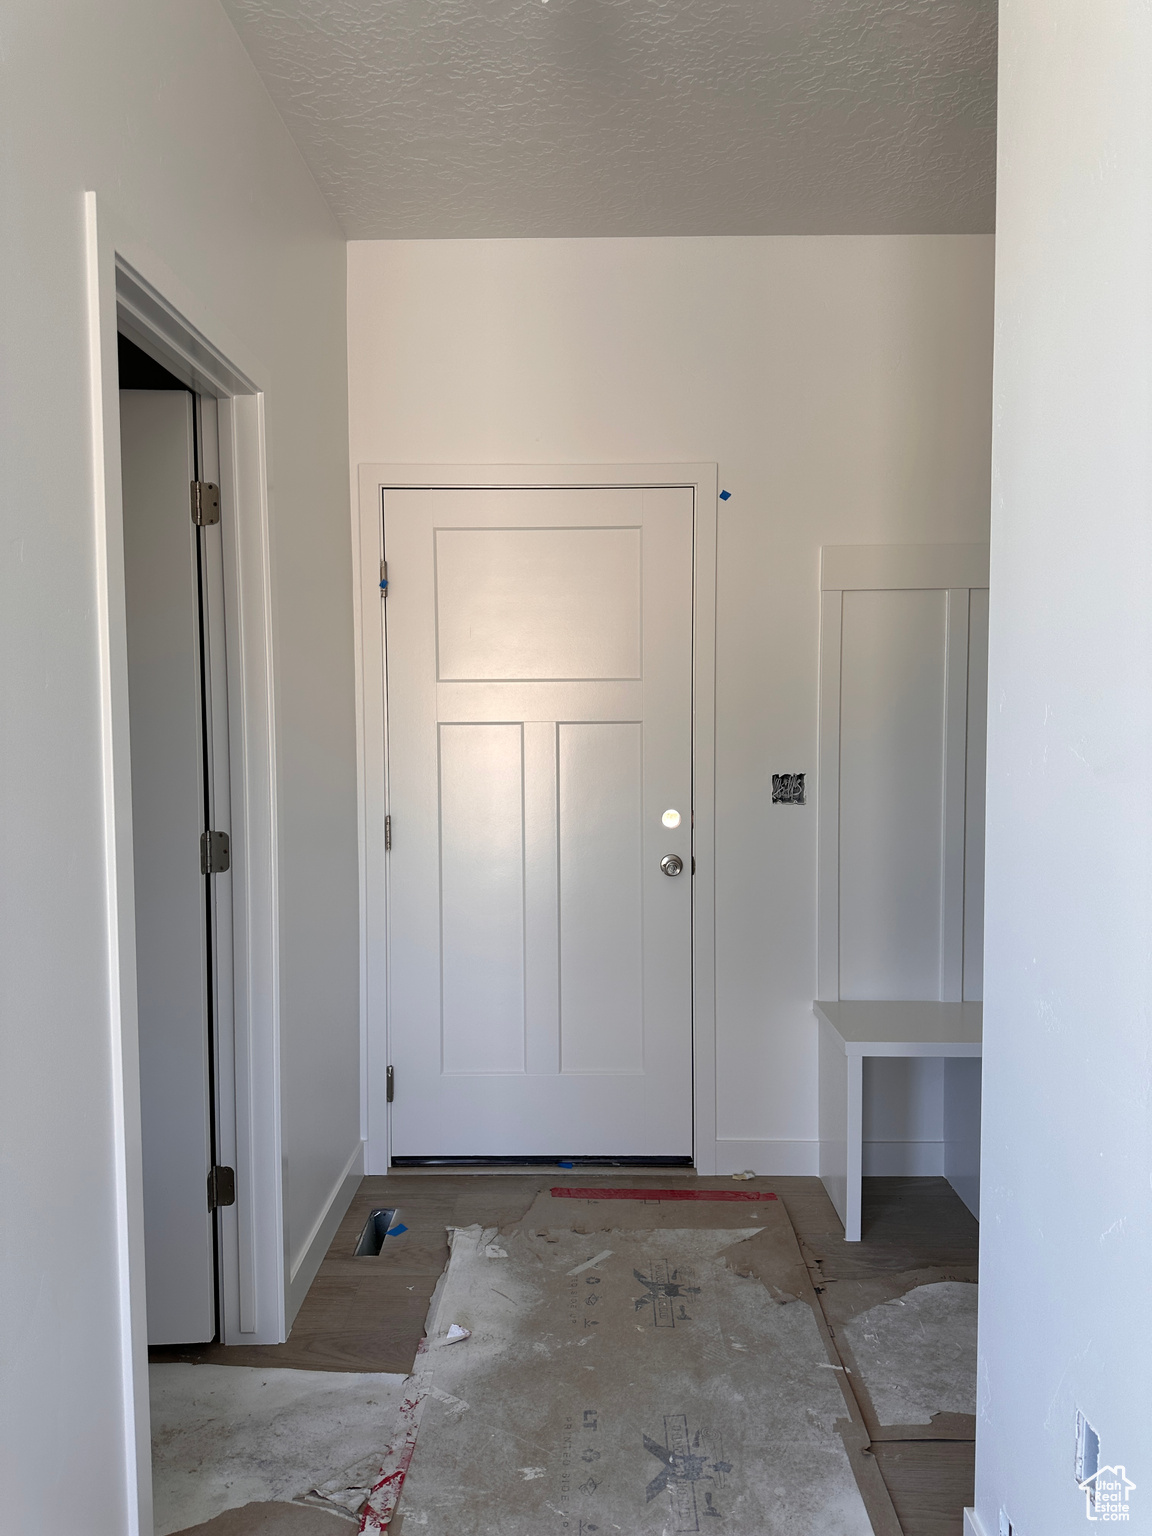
[112,247,285,1349]
[384,486,694,1158]
[120,390,215,1343]
[88,211,288,1535]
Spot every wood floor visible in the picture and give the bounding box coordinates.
[801,1176,979,1536]
[155,1172,977,1536]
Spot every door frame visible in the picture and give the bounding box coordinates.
[353,463,719,1176]
[84,193,286,1534]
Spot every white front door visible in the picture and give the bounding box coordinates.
[121,390,216,1342]
[385,486,694,1159]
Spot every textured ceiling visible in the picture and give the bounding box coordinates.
[222,0,997,239]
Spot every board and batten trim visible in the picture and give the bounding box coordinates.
[816,590,844,1002]
[821,543,990,592]
[940,590,972,1003]
[817,544,991,1001]
[354,463,719,1175]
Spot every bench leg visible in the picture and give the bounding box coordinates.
[818,1021,864,1242]
[844,1055,863,1241]
[819,1019,863,1238]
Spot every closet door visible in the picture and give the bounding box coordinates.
[121,390,215,1343]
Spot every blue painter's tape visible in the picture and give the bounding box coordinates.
[719,489,732,501]
[558,1160,574,1169]
[387,1223,408,1236]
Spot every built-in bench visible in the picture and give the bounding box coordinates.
[814,999,982,1241]
[815,544,988,1241]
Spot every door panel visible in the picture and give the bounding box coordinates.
[121,390,215,1343]
[558,721,644,1074]
[435,525,641,680]
[439,722,526,1075]
[386,486,693,1157]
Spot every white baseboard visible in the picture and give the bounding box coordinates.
[861,1139,945,1176]
[947,1171,980,1219]
[714,1138,949,1177]
[366,1138,944,1181]
[286,1140,365,1326]
[714,1139,819,1176]
[964,1508,991,1536]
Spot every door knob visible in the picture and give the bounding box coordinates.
[660,854,684,877]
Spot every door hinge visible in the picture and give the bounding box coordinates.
[379,559,388,596]
[191,480,220,527]
[386,1065,395,1103]
[207,1165,236,1211]
[385,814,392,851]
[201,829,231,874]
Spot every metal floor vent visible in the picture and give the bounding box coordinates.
[354,1208,398,1257]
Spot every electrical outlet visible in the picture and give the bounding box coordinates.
[771,772,805,805]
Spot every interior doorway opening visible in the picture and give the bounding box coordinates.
[118,335,234,1344]
[85,210,290,1531]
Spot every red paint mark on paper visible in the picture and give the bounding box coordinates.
[359,1339,431,1531]
[550,1187,778,1202]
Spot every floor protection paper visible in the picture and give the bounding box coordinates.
[839,1280,978,1427]
[150,1363,408,1534]
[392,1223,874,1535]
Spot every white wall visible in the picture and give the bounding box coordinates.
[348,234,994,1174]
[0,4,359,1530]
[973,3,1152,1532]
